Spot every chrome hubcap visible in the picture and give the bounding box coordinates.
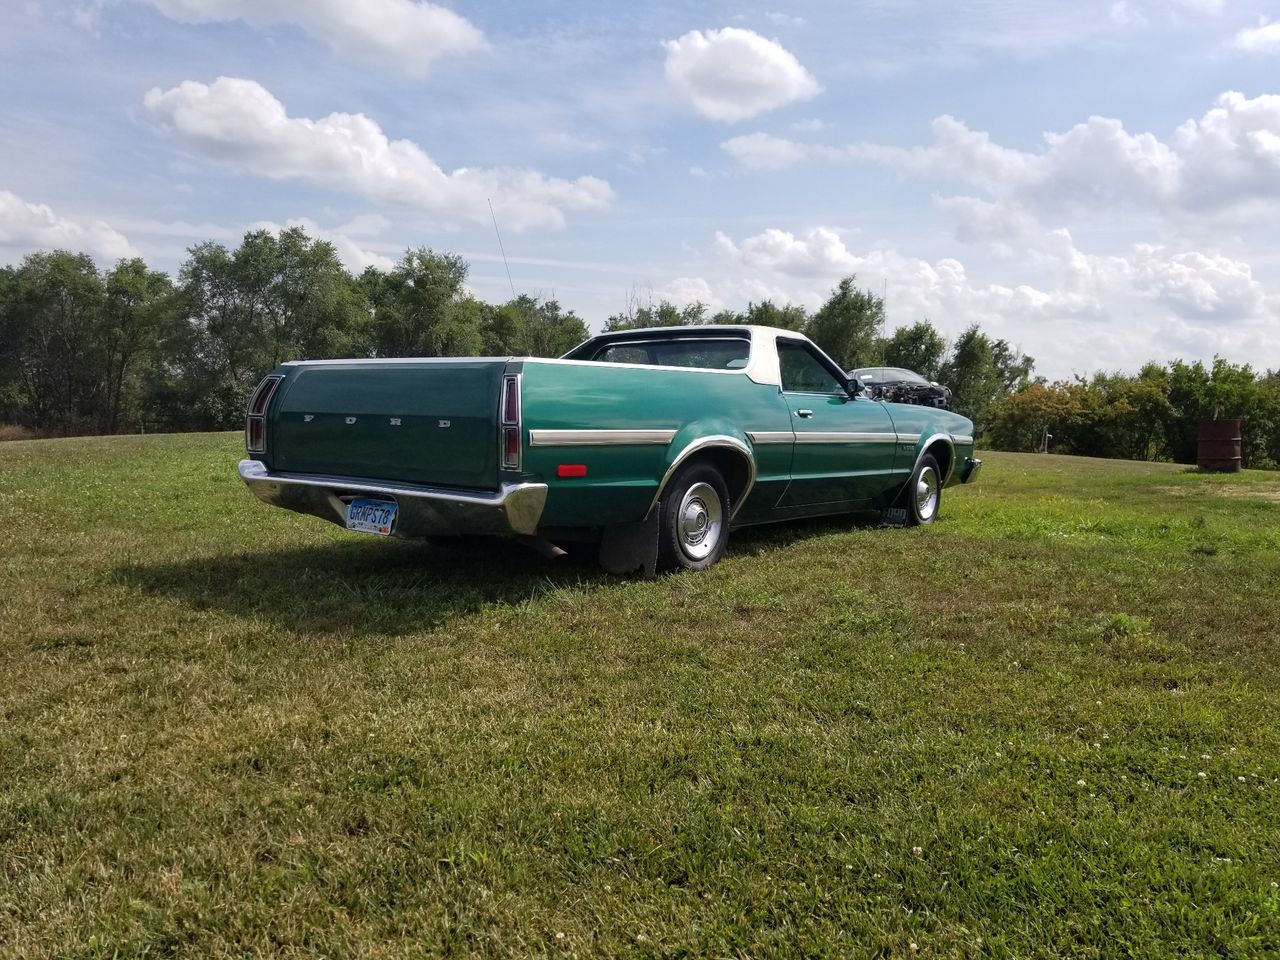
[916,466,939,521]
[678,482,723,560]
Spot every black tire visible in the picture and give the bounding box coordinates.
[657,463,731,571]
[899,453,943,526]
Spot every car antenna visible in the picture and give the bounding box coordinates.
[488,197,518,300]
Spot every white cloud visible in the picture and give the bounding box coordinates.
[725,92,1280,222]
[1172,92,1280,212]
[0,190,139,262]
[139,0,485,75]
[663,27,820,123]
[722,131,831,169]
[1233,20,1280,53]
[1108,245,1266,319]
[1233,19,1280,53]
[657,276,725,311]
[708,227,1105,356]
[934,195,1043,252]
[680,225,1280,377]
[935,200,1269,321]
[144,77,614,230]
[713,226,858,277]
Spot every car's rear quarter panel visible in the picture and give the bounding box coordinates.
[519,360,793,528]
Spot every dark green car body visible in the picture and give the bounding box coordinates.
[240,326,980,572]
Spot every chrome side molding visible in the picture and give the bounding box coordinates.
[528,429,676,447]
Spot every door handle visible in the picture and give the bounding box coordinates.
[796,409,814,418]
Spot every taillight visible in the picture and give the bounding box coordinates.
[246,418,265,452]
[245,375,282,454]
[503,427,520,468]
[247,375,281,416]
[501,375,520,425]
[500,374,521,470]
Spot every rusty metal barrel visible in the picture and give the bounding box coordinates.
[1197,419,1242,472]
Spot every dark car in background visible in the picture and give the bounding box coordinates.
[850,366,953,410]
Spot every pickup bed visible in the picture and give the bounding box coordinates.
[240,325,980,573]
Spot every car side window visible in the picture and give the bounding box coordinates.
[777,339,844,394]
[594,345,651,364]
[592,338,750,370]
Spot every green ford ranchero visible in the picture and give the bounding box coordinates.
[239,325,981,574]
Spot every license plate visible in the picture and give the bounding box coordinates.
[345,498,397,536]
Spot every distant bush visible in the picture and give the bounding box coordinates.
[986,361,1280,470]
[0,424,39,442]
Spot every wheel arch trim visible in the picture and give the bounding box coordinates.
[915,432,957,485]
[648,434,757,521]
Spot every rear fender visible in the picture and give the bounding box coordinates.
[649,422,756,520]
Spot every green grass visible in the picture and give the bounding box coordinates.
[2,434,1279,958]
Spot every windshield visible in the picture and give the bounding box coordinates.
[852,367,931,386]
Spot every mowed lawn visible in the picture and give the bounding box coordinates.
[2,435,1279,959]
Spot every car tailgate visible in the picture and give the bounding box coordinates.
[269,360,506,490]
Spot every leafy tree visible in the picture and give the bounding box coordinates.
[490,296,589,357]
[939,325,1034,434]
[102,259,179,433]
[743,300,807,331]
[987,382,1082,452]
[364,248,477,357]
[0,264,22,426]
[802,276,883,370]
[938,325,1001,431]
[882,320,946,380]
[603,298,708,332]
[166,228,368,430]
[708,309,745,325]
[3,251,105,434]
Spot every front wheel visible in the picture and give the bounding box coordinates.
[657,463,730,571]
[900,453,942,526]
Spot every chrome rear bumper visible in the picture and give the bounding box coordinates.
[960,457,983,484]
[237,460,547,537]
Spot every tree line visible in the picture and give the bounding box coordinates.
[0,229,591,436]
[986,362,1280,469]
[2,226,1278,469]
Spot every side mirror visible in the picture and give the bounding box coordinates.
[845,378,864,399]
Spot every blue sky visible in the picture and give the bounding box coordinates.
[3,0,1280,378]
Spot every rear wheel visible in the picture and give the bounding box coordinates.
[901,453,942,526]
[657,463,730,571]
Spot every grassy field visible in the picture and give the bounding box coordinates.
[2,434,1279,958]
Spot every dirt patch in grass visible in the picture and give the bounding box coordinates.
[1158,484,1280,503]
